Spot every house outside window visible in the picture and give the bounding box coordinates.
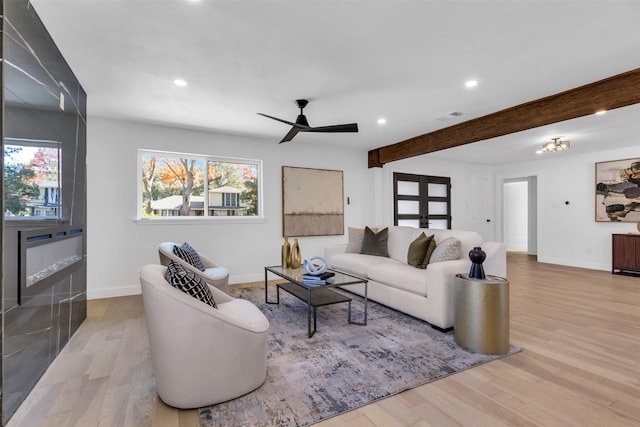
[138,150,262,220]
[3,139,61,219]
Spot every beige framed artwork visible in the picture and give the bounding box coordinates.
[282,166,344,236]
[595,157,640,222]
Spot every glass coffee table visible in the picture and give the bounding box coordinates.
[264,266,368,338]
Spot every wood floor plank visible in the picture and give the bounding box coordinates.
[6,253,640,427]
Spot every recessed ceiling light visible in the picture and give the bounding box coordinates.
[173,79,187,87]
[465,80,478,88]
[377,118,386,125]
[595,110,607,115]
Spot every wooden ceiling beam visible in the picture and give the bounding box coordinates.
[368,68,640,168]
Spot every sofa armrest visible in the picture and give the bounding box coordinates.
[481,241,507,278]
[424,259,470,329]
[324,243,348,264]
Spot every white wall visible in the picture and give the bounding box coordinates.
[495,145,639,271]
[87,116,637,298]
[373,155,497,239]
[87,117,375,299]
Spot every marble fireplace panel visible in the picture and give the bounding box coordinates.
[1,0,87,424]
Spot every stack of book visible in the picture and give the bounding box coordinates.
[301,271,335,285]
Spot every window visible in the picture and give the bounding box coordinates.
[223,192,238,207]
[393,172,451,229]
[138,150,262,219]
[3,138,61,219]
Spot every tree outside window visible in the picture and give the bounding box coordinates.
[139,150,261,218]
[4,140,61,218]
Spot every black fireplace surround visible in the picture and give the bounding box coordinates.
[1,1,87,423]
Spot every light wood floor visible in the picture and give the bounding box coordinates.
[7,253,640,427]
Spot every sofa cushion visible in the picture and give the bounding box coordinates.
[386,226,425,263]
[217,299,269,328]
[361,227,389,257]
[407,232,430,268]
[165,261,217,308]
[346,226,377,253]
[203,267,229,280]
[368,262,429,297]
[173,242,206,271]
[328,253,396,278]
[429,237,461,263]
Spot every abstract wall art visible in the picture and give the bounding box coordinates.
[595,157,640,222]
[282,166,344,236]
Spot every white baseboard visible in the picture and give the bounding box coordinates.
[229,273,264,285]
[88,285,141,300]
[536,256,609,272]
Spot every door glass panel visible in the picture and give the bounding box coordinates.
[398,200,420,215]
[428,201,448,215]
[397,181,419,196]
[427,183,448,197]
[398,219,420,228]
[394,173,451,229]
[428,219,448,229]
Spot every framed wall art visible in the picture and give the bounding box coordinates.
[595,157,640,222]
[282,166,344,236]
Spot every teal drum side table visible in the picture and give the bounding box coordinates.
[454,274,509,355]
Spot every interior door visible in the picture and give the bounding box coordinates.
[394,172,451,229]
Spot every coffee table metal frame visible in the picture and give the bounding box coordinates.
[264,266,368,338]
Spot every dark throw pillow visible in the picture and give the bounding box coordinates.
[165,261,217,308]
[421,236,437,267]
[346,226,377,253]
[361,226,389,257]
[407,232,429,268]
[173,242,206,271]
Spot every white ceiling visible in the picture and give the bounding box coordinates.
[31,0,640,165]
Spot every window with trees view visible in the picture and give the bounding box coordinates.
[139,150,262,219]
[4,139,61,219]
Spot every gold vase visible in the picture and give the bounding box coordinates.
[281,236,291,268]
[290,239,302,269]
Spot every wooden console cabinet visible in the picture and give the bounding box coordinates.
[612,234,640,275]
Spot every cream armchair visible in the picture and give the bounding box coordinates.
[158,242,230,293]
[139,264,269,409]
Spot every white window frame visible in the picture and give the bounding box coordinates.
[136,149,264,224]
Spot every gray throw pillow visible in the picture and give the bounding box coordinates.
[421,236,437,267]
[346,226,378,253]
[429,237,461,263]
[361,226,389,257]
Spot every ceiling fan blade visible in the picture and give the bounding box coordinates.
[257,113,298,127]
[303,123,359,133]
[279,127,301,143]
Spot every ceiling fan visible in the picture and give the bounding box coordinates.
[258,99,358,143]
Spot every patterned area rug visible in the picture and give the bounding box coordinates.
[199,285,520,427]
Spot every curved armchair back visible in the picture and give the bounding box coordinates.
[139,264,269,409]
[158,242,229,292]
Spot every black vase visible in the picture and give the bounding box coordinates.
[468,246,486,279]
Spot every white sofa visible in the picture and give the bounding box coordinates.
[324,226,506,331]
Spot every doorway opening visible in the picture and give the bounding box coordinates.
[503,176,537,255]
